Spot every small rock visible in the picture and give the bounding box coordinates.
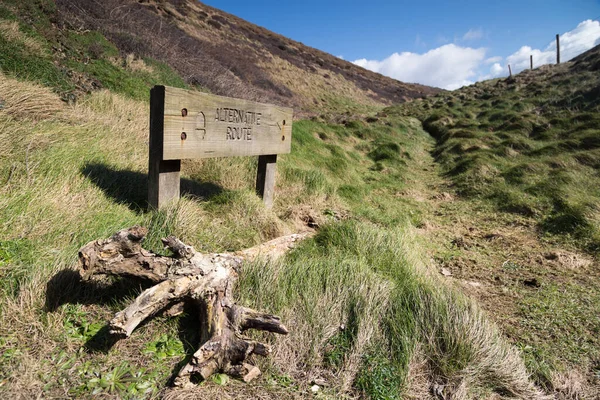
[311,384,320,393]
[306,215,319,229]
[242,364,261,383]
[312,378,327,386]
[441,268,452,276]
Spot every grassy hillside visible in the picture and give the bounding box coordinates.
[391,45,600,254]
[0,0,190,102]
[386,45,600,395]
[0,0,438,118]
[1,0,599,399]
[0,73,547,399]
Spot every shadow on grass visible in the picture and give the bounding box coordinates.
[45,269,150,313]
[81,163,223,212]
[45,268,153,353]
[84,325,122,353]
[45,268,206,364]
[166,302,203,385]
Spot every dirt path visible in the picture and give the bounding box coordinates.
[402,134,600,396]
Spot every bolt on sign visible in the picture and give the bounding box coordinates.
[149,86,293,209]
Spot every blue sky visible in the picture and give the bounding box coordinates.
[203,0,600,89]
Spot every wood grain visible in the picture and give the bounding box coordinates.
[162,86,293,160]
[148,86,181,209]
[77,227,304,386]
[256,154,277,208]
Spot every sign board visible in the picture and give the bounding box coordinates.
[162,86,293,160]
[148,86,293,209]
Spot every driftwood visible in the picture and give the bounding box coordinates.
[77,226,309,387]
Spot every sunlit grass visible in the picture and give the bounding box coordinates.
[0,72,542,398]
[391,63,600,254]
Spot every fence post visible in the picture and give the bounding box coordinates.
[508,64,512,77]
[256,154,278,208]
[556,34,560,64]
[530,55,533,70]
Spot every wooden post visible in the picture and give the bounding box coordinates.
[256,155,277,208]
[148,86,181,209]
[508,64,512,77]
[556,34,560,64]
[530,55,533,70]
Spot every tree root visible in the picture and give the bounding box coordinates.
[77,226,308,386]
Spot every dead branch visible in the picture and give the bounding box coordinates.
[77,226,310,386]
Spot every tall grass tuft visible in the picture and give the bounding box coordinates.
[239,222,544,399]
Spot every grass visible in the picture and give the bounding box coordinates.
[391,56,600,254]
[0,2,188,101]
[239,222,540,398]
[1,3,598,396]
[0,73,543,398]
[382,48,600,397]
[0,23,73,93]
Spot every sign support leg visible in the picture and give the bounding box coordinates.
[148,158,181,209]
[256,154,277,209]
[148,85,181,209]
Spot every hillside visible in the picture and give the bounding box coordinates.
[0,0,438,117]
[386,43,600,395]
[1,1,600,399]
[392,44,600,253]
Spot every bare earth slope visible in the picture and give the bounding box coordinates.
[55,0,438,113]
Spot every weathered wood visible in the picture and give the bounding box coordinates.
[256,154,277,208]
[77,227,310,387]
[162,86,293,160]
[148,86,293,208]
[149,86,181,209]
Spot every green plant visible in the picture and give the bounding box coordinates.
[74,362,159,397]
[143,333,184,359]
[355,349,403,399]
[63,305,104,342]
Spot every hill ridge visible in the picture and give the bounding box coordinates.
[53,0,439,113]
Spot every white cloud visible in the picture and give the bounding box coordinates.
[490,63,504,76]
[336,55,344,60]
[507,20,600,73]
[351,19,600,90]
[485,56,502,64]
[353,44,486,90]
[477,62,507,81]
[463,28,483,41]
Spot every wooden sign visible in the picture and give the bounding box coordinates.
[149,86,293,209]
[162,86,292,160]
